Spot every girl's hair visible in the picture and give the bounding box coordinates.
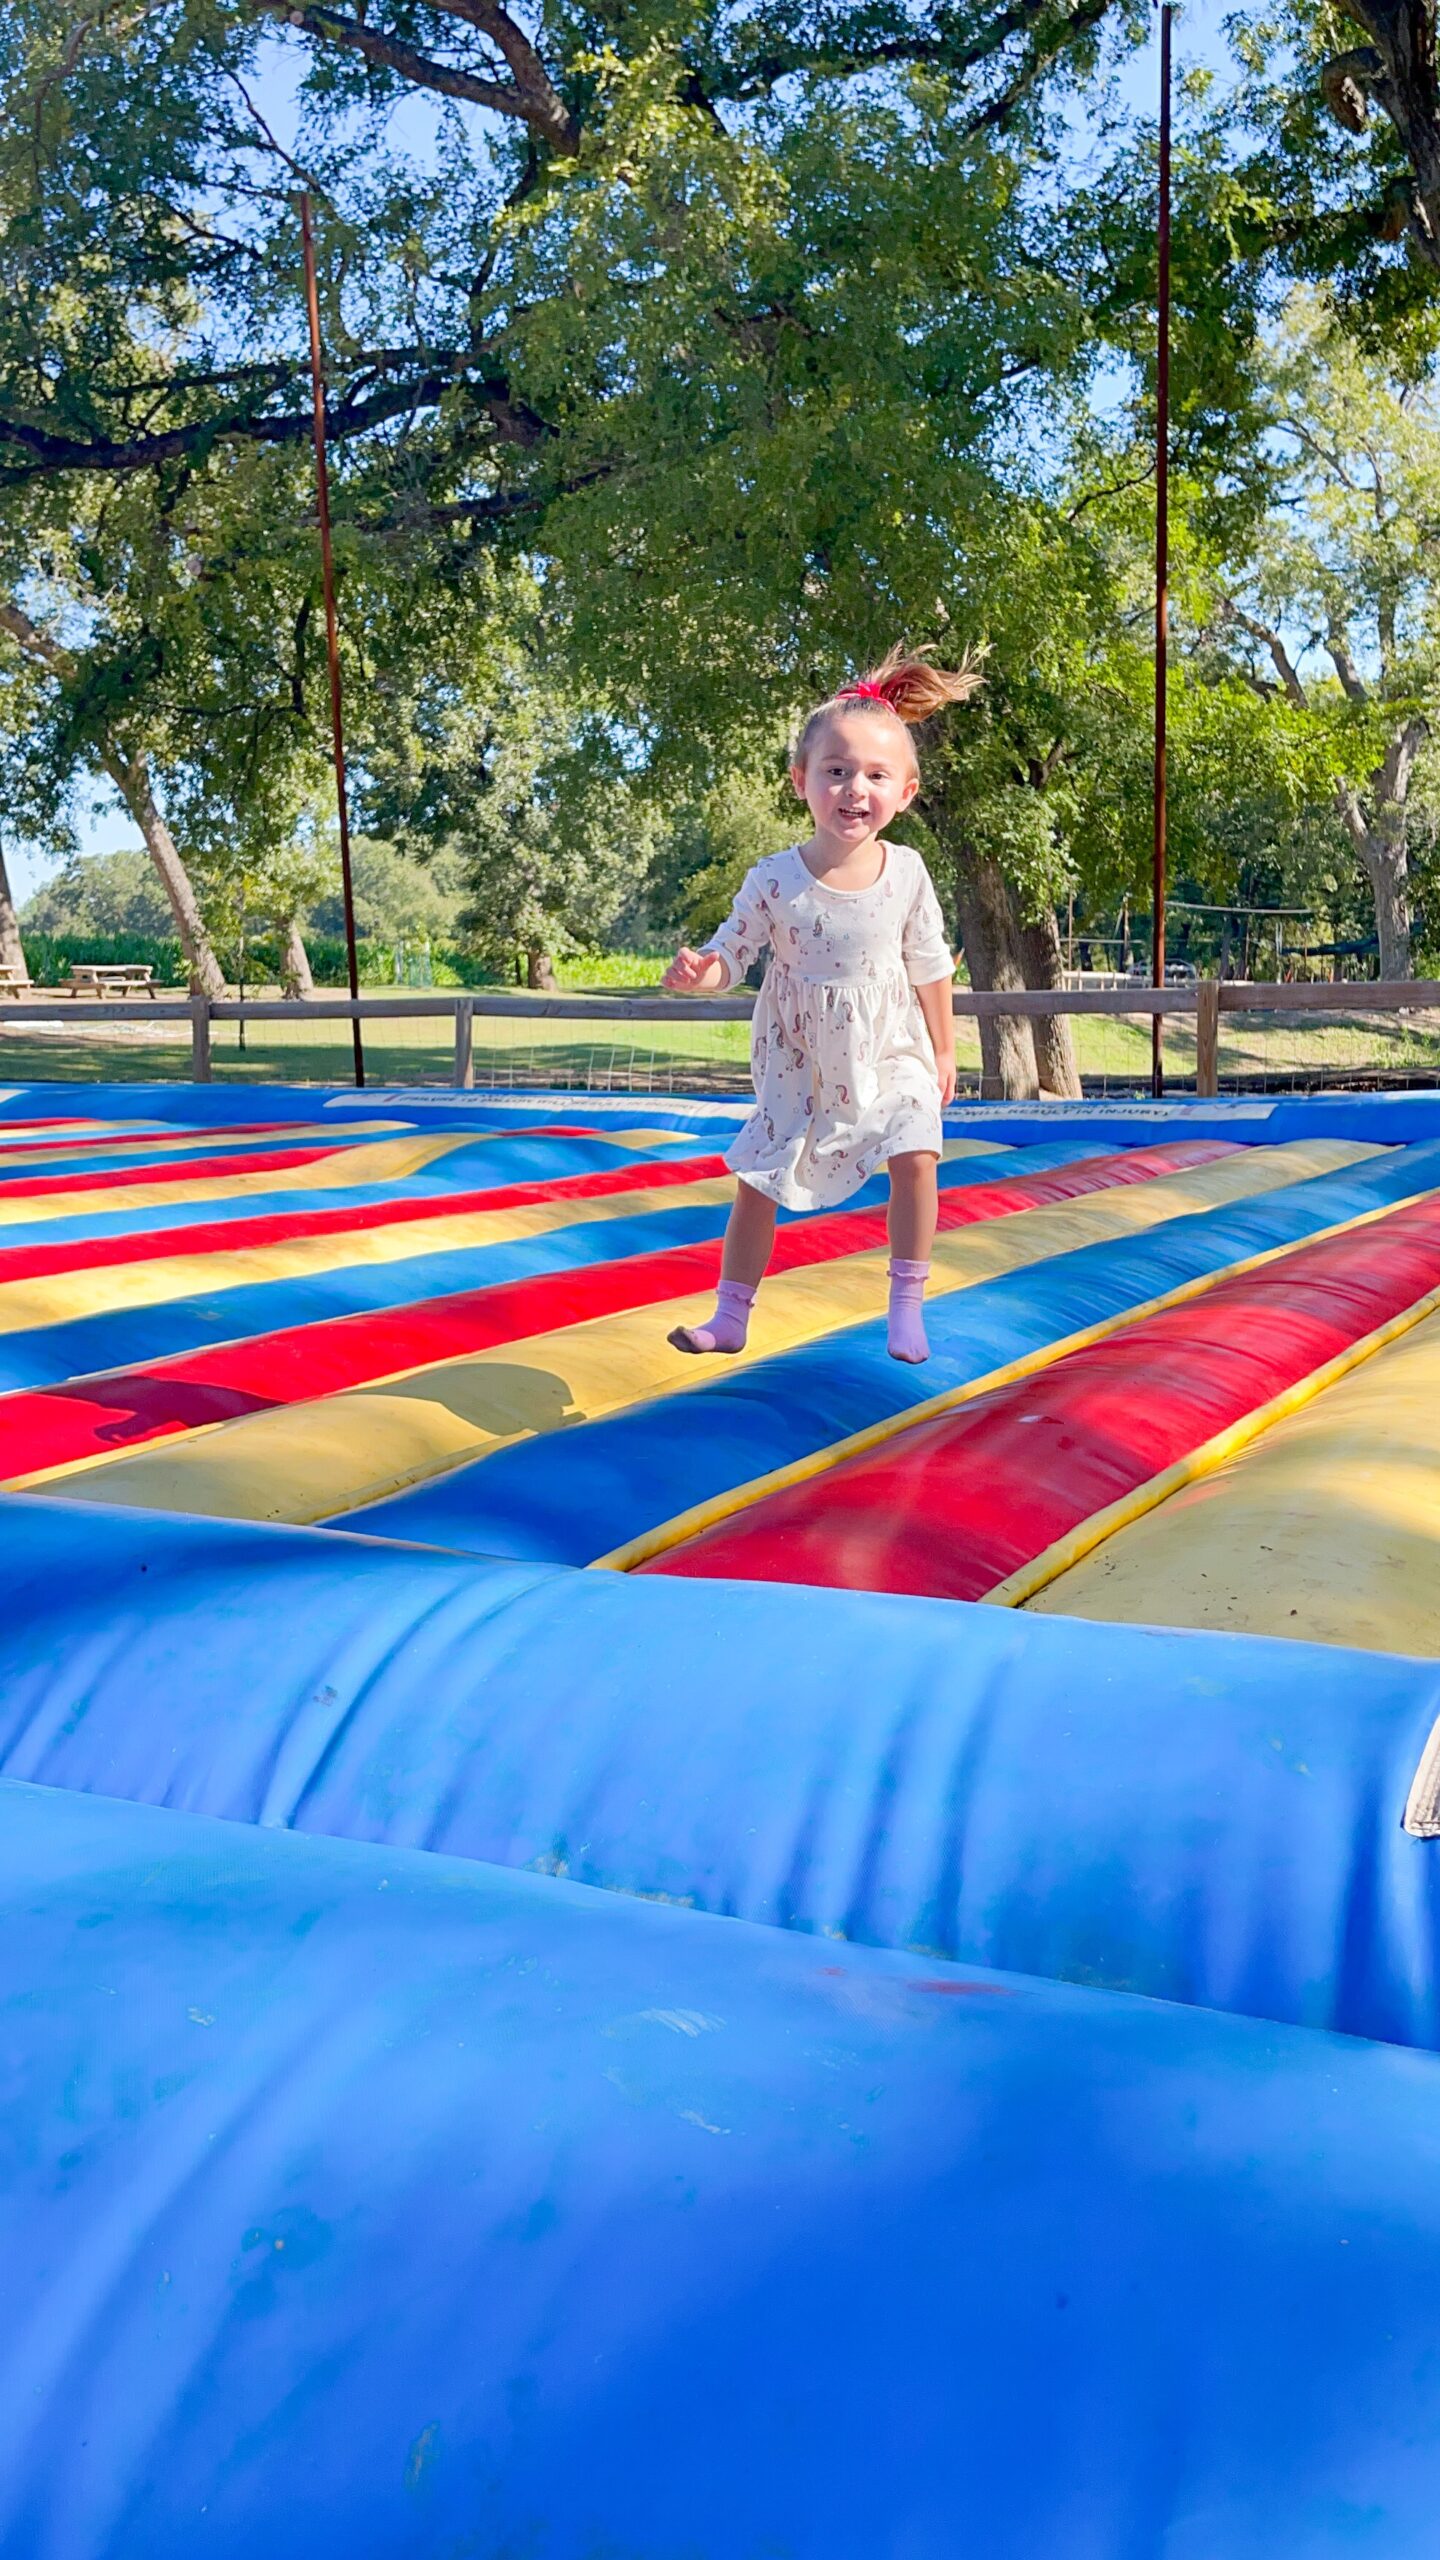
[793,642,985,770]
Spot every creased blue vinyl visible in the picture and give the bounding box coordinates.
[4,1494,1439,2049]
[4,1777,1440,2560]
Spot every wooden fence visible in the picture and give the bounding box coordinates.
[3,977,1440,1095]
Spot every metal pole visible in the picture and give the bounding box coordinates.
[1151,0,1173,1099]
[298,192,365,1089]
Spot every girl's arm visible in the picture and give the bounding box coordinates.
[663,947,728,992]
[664,866,772,994]
[903,858,958,1102]
[916,976,957,1105]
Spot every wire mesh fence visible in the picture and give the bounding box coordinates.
[3,982,1440,1096]
[1214,1003,1440,1093]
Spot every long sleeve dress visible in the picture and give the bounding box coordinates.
[702,840,955,1212]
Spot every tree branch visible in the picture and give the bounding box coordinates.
[251,0,580,154]
[694,0,1117,112]
[0,355,554,485]
[1218,598,1309,705]
[1318,2,1440,270]
[426,0,577,150]
[0,597,75,680]
[1379,710,1429,802]
[1326,627,1368,702]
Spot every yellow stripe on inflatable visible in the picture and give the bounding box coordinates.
[31,1141,1373,1526]
[0,1120,146,1160]
[0,1122,705,1237]
[1026,1300,1440,1654]
[0,1118,420,1174]
[0,1137,998,1338]
[0,1173,736,1338]
[0,1131,480,1233]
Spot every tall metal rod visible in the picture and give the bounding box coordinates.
[1151,1,1173,1100]
[298,192,365,1089]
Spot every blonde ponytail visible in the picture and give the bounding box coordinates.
[794,641,984,769]
[843,642,986,723]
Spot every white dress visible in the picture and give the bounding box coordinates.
[704,841,954,1212]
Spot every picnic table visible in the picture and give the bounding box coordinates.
[0,963,31,998]
[66,963,158,999]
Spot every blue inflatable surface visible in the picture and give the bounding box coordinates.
[4,1777,1440,2559]
[5,1496,1439,2046]
[8,1081,1440,2549]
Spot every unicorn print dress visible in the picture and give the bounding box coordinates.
[702,840,955,1213]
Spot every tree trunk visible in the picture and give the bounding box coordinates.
[1017,906,1083,1099]
[952,847,1039,1101]
[0,599,225,1000]
[278,915,316,999]
[102,745,226,998]
[526,944,558,992]
[0,839,26,983]
[1357,827,1413,980]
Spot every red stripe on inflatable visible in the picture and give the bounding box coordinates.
[0,1141,1232,1482]
[644,1187,1440,1598]
[0,1151,731,1283]
[0,1120,299,1163]
[0,1141,356,1202]
[0,1121,676,1204]
[0,1116,101,1134]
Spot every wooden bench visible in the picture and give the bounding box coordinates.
[0,963,31,999]
[67,963,158,999]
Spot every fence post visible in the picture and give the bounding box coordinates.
[453,999,474,1089]
[1195,978,1220,1097]
[190,993,212,1083]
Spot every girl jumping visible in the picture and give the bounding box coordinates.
[663,646,981,1365]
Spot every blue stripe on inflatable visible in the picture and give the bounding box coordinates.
[5,1774,1440,2557]
[941,1090,1440,1148]
[0,1144,1079,1393]
[0,1126,394,1187]
[7,1078,1440,1145]
[355,1131,1440,1558]
[0,1131,1033,1256]
[0,1202,733,1389]
[4,1493,1439,2049]
[0,1123,702,1193]
[0,1080,758,1138]
[0,1127,724,1253]
[0,1120,184,1154]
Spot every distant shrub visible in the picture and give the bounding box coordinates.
[20,931,677,995]
[21,932,191,986]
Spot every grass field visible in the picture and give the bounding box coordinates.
[2,987,1439,1093]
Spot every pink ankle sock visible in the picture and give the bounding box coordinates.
[888,1258,931,1364]
[670,1278,757,1356]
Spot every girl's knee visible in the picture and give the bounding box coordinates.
[890,1150,938,1181]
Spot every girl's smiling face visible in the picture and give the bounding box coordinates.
[791,710,919,850]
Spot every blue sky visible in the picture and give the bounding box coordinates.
[9,3,1234,905]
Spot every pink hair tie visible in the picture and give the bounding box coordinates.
[840,680,891,704]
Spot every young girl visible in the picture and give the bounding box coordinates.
[663,646,981,1364]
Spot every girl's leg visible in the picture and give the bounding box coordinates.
[670,1180,776,1354]
[887,1150,939,1263]
[721,1178,779,1284]
[886,1150,938,1363]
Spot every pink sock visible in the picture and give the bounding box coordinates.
[670,1278,757,1356]
[888,1258,930,1364]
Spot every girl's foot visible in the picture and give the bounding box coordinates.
[670,1279,757,1356]
[887,1258,930,1363]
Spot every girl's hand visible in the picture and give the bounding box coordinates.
[664,947,716,992]
[937,1056,957,1107]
